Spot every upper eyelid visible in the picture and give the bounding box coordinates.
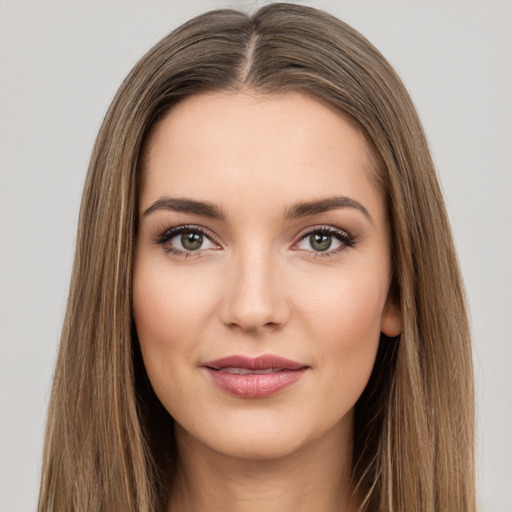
[291,225,355,252]
[294,224,353,240]
[155,223,354,249]
[167,225,215,237]
[156,224,220,246]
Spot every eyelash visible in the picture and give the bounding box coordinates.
[154,225,220,258]
[154,224,356,258]
[292,225,356,258]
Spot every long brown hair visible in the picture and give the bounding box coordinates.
[38,4,475,511]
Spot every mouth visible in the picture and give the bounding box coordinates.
[202,355,309,398]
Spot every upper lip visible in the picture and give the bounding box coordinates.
[203,354,308,371]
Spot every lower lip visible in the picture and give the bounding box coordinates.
[204,368,307,398]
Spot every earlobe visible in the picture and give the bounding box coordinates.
[380,293,403,337]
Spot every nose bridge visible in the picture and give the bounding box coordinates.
[221,239,288,331]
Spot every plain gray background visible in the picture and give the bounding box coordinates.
[1,1,511,511]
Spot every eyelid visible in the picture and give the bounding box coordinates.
[154,224,222,255]
[291,225,356,256]
[153,223,355,258]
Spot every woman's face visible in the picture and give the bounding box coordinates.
[133,91,401,460]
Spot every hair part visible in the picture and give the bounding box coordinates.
[39,4,475,512]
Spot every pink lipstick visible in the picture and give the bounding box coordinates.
[202,355,308,398]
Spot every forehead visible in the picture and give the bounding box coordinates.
[139,91,385,223]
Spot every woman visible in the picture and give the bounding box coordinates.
[38,3,475,511]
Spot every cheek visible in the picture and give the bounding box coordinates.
[133,260,214,347]
[297,264,387,342]
[324,291,382,377]
[132,261,216,409]
[294,266,387,395]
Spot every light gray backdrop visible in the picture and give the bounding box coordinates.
[1,1,511,511]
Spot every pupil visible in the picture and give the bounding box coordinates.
[310,233,331,251]
[181,232,203,250]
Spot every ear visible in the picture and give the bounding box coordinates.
[380,286,402,337]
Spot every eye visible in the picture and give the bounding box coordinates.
[156,225,220,255]
[293,226,355,255]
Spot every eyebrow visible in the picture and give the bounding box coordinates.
[143,194,373,224]
[143,197,226,220]
[285,195,374,224]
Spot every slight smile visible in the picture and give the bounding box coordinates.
[202,355,310,399]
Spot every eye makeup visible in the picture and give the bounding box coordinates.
[152,222,357,260]
[153,225,221,257]
[291,225,356,258]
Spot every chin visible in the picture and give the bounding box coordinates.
[175,407,351,463]
[215,431,307,461]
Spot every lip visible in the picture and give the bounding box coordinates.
[202,355,309,399]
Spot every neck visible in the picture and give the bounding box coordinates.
[167,420,358,512]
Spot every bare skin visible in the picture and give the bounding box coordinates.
[133,90,401,512]
[168,418,353,512]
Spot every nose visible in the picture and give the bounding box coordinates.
[219,247,290,332]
